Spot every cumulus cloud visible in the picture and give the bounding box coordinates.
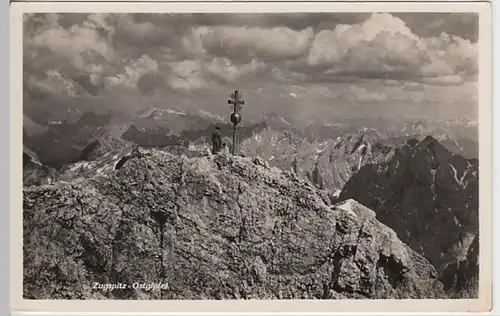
[204,57,265,83]
[27,18,115,69]
[25,69,81,97]
[104,54,159,89]
[22,12,478,120]
[84,13,173,49]
[164,57,266,91]
[304,13,477,84]
[307,13,418,65]
[166,60,208,91]
[186,25,314,62]
[24,12,478,91]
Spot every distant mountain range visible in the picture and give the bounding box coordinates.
[23,105,478,170]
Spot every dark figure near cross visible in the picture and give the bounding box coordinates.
[228,90,244,155]
[211,126,222,155]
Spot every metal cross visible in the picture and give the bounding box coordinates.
[228,90,244,114]
[227,90,245,155]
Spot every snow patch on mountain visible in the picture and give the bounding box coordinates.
[165,109,187,116]
[279,116,291,125]
[198,109,224,122]
[136,107,187,119]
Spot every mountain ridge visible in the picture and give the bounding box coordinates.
[339,135,479,297]
[23,149,446,299]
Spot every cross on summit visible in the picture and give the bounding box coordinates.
[228,90,244,113]
[227,90,244,156]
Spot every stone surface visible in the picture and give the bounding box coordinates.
[340,136,479,297]
[440,235,479,298]
[23,150,445,300]
[241,128,395,192]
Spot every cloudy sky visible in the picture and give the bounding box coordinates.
[23,12,478,124]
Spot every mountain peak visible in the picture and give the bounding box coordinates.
[339,137,479,297]
[418,135,440,149]
[23,150,445,299]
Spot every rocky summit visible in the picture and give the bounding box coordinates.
[340,136,479,297]
[23,149,445,300]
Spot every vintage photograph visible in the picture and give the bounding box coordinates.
[21,10,482,302]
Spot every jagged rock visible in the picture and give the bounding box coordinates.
[23,150,445,299]
[440,235,479,298]
[23,145,56,186]
[339,136,479,297]
[23,111,119,168]
[335,199,376,221]
[241,128,395,191]
[56,142,138,181]
[122,124,173,147]
[252,156,270,169]
[83,137,133,162]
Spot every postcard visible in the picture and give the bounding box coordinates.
[10,0,493,313]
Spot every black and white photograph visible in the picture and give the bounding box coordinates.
[16,4,491,309]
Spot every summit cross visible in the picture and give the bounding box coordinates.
[227,90,245,155]
[228,90,245,114]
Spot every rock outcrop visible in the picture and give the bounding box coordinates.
[23,145,56,186]
[440,235,479,298]
[241,128,395,192]
[56,139,137,181]
[340,136,479,297]
[79,135,135,163]
[23,150,444,299]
